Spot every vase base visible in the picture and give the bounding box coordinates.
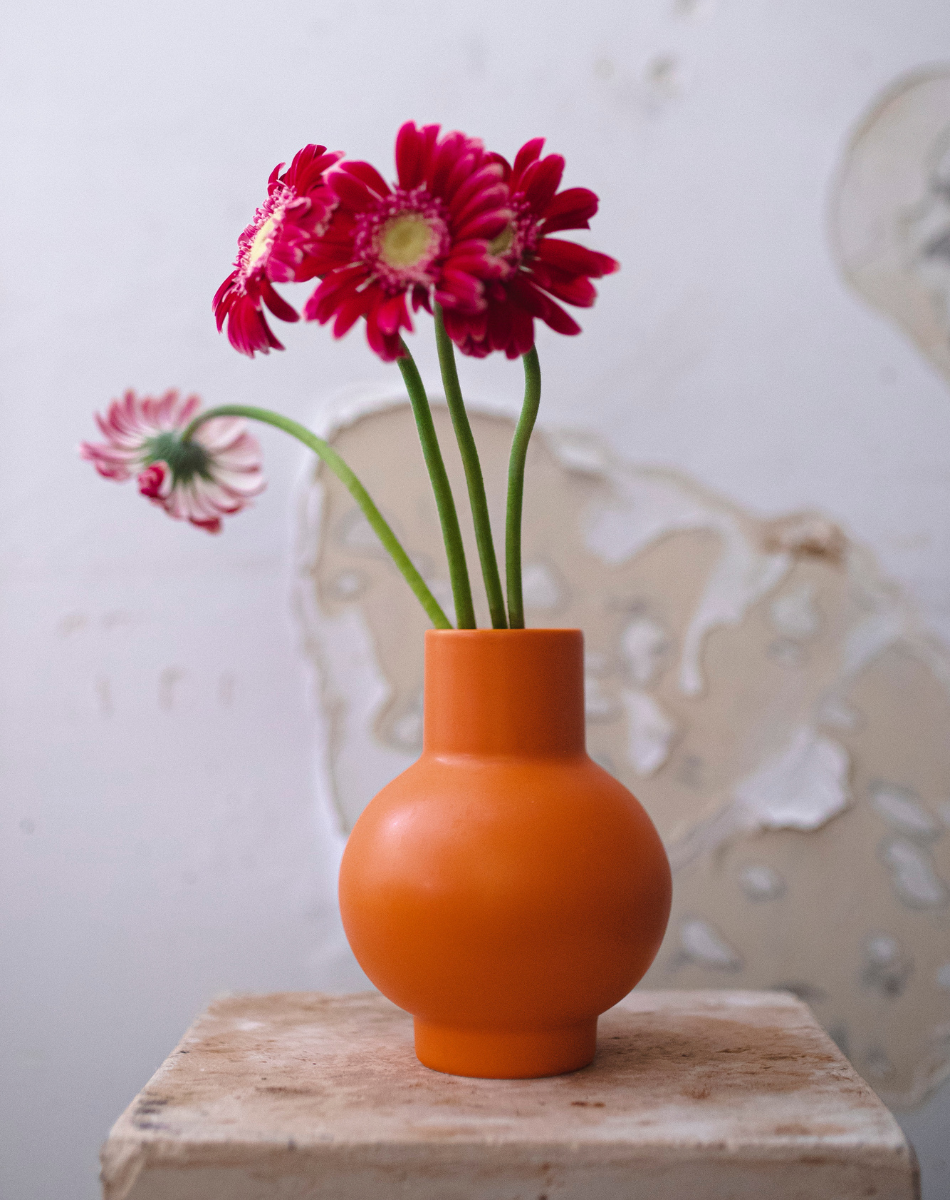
[413,1018,598,1079]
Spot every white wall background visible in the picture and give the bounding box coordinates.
[2,1,949,1197]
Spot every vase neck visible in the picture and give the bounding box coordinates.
[423,629,586,757]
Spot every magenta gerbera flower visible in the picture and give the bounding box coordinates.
[302,122,511,361]
[440,138,619,359]
[213,144,344,357]
[80,390,265,533]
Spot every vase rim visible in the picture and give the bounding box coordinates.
[425,627,582,637]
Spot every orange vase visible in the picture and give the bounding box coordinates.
[338,628,672,1079]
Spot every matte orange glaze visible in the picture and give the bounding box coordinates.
[338,629,672,1078]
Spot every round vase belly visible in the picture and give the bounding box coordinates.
[339,629,672,1079]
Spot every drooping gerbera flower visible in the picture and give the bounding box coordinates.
[303,122,511,361]
[440,138,619,359]
[80,391,265,533]
[213,144,343,357]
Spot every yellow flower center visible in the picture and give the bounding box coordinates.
[246,215,279,271]
[379,213,438,267]
[488,222,515,257]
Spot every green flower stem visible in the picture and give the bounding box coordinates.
[396,343,477,630]
[433,305,507,630]
[505,347,542,629]
[181,405,452,630]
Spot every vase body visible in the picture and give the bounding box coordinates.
[338,629,672,1078]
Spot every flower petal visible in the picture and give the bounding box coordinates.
[511,138,546,187]
[536,238,619,277]
[521,154,565,211]
[261,279,300,323]
[328,167,383,212]
[540,186,599,233]
[395,121,426,189]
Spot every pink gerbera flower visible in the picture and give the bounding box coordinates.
[80,390,265,533]
[303,122,511,361]
[440,139,619,359]
[213,144,343,357]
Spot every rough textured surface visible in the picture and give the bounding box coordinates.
[101,990,918,1199]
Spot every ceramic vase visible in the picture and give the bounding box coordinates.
[338,628,672,1079]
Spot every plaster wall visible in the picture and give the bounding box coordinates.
[2,2,949,1197]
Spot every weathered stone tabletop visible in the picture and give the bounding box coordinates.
[101,990,918,1200]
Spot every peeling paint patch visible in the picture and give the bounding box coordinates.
[580,465,790,696]
[330,571,367,601]
[861,935,914,999]
[337,508,392,558]
[622,688,676,776]
[310,604,415,833]
[738,864,786,902]
[870,782,941,841]
[733,727,851,833]
[585,675,619,723]
[770,585,821,640]
[816,694,862,731]
[761,514,846,564]
[768,639,807,668]
[679,919,743,970]
[667,729,851,871]
[522,561,566,611]
[843,608,908,680]
[620,617,671,685]
[879,839,949,909]
[388,692,423,753]
[832,67,950,386]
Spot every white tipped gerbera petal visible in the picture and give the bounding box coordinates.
[81,390,265,533]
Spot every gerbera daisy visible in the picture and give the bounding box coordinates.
[303,122,511,361]
[81,390,265,533]
[440,138,619,359]
[214,144,343,357]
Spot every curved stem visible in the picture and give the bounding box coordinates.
[396,343,477,629]
[182,405,452,630]
[433,305,507,629]
[505,347,541,629]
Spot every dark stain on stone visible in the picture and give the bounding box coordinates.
[132,1093,171,1131]
[257,1085,322,1097]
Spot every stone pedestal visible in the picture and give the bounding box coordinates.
[101,990,918,1199]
